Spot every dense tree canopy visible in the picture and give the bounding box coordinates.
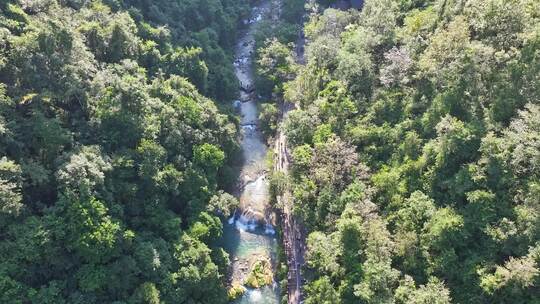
[260,0,540,303]
[2,0,539,302]
[0,0,246,302]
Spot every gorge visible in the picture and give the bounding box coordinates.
[221,1,282,303]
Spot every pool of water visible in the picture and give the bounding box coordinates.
[221,1,281,303]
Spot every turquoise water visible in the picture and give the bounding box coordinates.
[221,1,281,303]
[222,223,280,303]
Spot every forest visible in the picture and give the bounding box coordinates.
[256,0,540,303]
[0,0,248,302]
[1,0,539,303]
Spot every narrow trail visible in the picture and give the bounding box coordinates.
[275,29,306,304]
[275,130,305,304]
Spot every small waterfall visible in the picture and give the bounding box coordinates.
[221,1,281,302]
[241,123,257,132]
[229,206,276,235]
[235,209,259,232]
[228,209,237,225]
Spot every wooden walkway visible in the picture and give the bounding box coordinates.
[275,107,305,304]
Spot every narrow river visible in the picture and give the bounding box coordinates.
[221,1,281,303]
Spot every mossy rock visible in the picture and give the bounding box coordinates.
[244,258,273,288]
[228,282,246,301]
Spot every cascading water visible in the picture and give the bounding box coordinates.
[220,1,280,303]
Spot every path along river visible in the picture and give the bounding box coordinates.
[220,1,281,303]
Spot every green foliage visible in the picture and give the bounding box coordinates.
[121,0,249,101]
[1,0,539,302]
[207,190,238,218]
[193,143,225,171]
[305,276,341,304]
[306,231,341,277]
[0,0,243,302]
[313,124,333,145]
[130,282,160,304]
[189,212,223,243]
[0,157,23,216]
[170,234,228,303]
[256,38,298,95]
[395,276,451,304]
[227,283,246,301]
[56,194,122,264]
[244,258,274,288]
[284,109,320,147]
[292,144,313,173]
[259,102,279,137]
[282,0,306,23]
[280,0,540,303]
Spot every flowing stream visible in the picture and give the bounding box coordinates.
[221,1,281,303]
